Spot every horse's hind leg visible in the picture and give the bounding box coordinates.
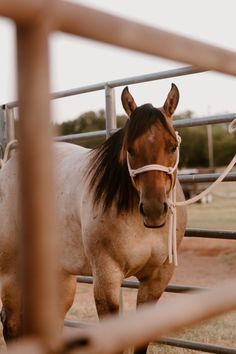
[0,277,22,343]
[0,272,76,343]
[59,272,77,327]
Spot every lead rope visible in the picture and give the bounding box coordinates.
[168,118,236,266]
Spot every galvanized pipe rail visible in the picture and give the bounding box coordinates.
[174,112,236,128]
[54,112,236,142]
[179,172,236,184]
[55,129,107,143]
[185,228,236,240]
[64,319,236,354]
[76,275,207,293]
[3,66,204,109]
[159,337,236,354]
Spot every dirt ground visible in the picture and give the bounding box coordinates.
[0,238,235,353]
[66,237,236,353]
[175,237,236,286]
[70,238,236,313]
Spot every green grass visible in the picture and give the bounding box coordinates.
[187,181,236,230]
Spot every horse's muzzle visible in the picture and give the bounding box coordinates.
[139,200,168,228]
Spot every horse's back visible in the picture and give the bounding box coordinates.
[53,143,92,274]
[0,142,91,275]
[54,141,89,157]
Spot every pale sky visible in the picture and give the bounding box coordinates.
[1,0,236,123]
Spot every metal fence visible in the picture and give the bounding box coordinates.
[2,65,236,352]
[50,67,236,353]
[1,1,236,353]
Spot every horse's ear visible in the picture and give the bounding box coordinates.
[121,86,137,118]
[163,83,179,117]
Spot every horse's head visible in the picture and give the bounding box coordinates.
[121,84,180,228]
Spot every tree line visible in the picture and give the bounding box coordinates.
[55,110,236,168]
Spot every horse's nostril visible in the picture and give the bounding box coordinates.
[139,202,145,216]
[163,202,168,214]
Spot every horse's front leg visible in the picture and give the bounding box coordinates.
[134,261,175,354]
[93,259,123,318]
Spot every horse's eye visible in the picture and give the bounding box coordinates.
[170,145,177,153]
[127,147,135,157]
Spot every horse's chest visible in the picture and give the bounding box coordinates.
[122,233,168,277]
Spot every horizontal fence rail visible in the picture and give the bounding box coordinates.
[185,228,236,240]
[3,1,236,78]
[179,172,236,183]
[64,320,236,353]
[55,130,107,142]
[76,275,207,293]
[3,66,205,108]
[159,337,236,354]
[174,113,236,128]
[54,112,236,143]
[69,273,236,352]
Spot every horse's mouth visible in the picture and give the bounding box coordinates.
[140,201,168,229]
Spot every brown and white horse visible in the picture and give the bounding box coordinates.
[0,84,186,353]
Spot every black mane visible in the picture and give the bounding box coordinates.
[87,104,173,214]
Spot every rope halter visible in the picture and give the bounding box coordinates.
[127,132,181,188]
[126,131,182,266]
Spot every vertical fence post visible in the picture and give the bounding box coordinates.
[16,20,59,348]
[5,106,16,142]
[105,85,116,138]
[0,106,16,152]
[0,106,16,160]
[0,106,7,158]
[0,105,10,158]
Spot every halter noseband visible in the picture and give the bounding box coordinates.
[126,131,181,191]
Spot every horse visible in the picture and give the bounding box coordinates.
[0,83,187,353]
